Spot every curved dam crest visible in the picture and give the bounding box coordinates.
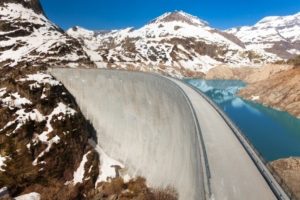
[50,68,289,200]
[51,69,206,200]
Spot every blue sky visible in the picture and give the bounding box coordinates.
[40,0,300,30]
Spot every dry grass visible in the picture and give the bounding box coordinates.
[87,177,178,200]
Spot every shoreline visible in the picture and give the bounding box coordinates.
[186,64,300,119]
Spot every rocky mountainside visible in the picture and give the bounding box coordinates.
[227,12,300,60]
[1,0,299,77]
[0,0,95,68]
[269,157,300,199]
[0,1,178,199]
[0,66,178,200]
[0,66,100,199]
[239,65,300,118]
[67,11,276,77]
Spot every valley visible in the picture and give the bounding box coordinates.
[0,0,299,199]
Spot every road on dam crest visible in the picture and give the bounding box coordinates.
[50,68,289,200]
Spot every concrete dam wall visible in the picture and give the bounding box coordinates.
[50,69,206,200]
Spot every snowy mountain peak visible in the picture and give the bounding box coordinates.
[150,11,209,27]
[227,12,300,59]
[68,26,96,38]
[256,12,300,27]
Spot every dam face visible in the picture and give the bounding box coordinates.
[50,69,205,200]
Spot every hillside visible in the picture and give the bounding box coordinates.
[0,66,102,199]
[67,11,276,78]
[239,66,300,118]
[0,0,95,68]
[227,12,300,60]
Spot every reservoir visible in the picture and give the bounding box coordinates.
[186,79,300,161]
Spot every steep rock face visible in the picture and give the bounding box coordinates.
[227,12,300,60]
[243,64,293,83]
[0,66,99,199]
[205,65,256,80]
[269,158,300,199]
[0,0,95,68]
[239,66,300,118]
[67,11,272,78]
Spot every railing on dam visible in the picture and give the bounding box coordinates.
[181,80,291,200]
[48,68,210,200]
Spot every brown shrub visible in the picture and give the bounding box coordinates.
[101,177,126,196]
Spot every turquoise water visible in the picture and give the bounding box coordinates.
[186,79,300,161]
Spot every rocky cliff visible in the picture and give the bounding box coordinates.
[0,66,99,199]
[238,65,300,118]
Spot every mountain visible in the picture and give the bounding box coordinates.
[0,0,95,68]
[227,12,300,60]
[67,11,275,77]
[0,66,101,199]
[1,1,299,76]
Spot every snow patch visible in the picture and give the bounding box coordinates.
[0,89,32,108]
[1,109,44,136]
[18,73,61,89]
[88,140,130,185]
[0,156,9,171]
[38,102,76,142]
[251,95,260,101]
[33,135,60,165]
[14,192,41,200]
[73,151,91,184]
[287,49,300,55]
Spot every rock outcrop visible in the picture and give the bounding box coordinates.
[269,157,300,199]
[205,65,256,80]
[0,66,99,199]
[243,64,293,83]
[239,66,300,118]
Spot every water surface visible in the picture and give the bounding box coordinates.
[186,79,300,161]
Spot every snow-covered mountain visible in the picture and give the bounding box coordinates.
[68,11,275,77]
[1,0,299,77]
[227,12,300,59]
[0,0,95,68]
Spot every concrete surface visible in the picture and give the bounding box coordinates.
[50,68,206,200]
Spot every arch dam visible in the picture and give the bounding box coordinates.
[49,68,289,200]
